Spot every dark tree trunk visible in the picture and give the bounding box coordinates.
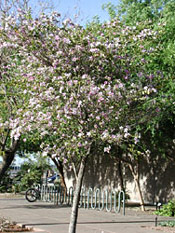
[0,151,16,182]
[68,156,87,233]
[49,156,67,193]
[0,139,19,183]
[118,160,125,192]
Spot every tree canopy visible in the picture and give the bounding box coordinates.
[1,1,175,231]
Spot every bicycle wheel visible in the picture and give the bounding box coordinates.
[25,188,38,202]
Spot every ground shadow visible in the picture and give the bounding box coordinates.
[26,220,157,227]
[1,203,71,210]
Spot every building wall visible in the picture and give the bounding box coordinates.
[64,154,175,204]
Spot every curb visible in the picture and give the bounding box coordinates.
[17,223,48,233]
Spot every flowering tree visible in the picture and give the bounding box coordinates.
[0,12,154,231]
[87,18,163,211]
[0,22,27,180]
[0,0,59,183]
[1,6,175,231]
[88,10,175,209]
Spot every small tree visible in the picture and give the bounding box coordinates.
[14,153,51,190]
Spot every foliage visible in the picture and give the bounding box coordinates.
[0,1,174,164]
[117,0,173,24]
[1,8,175,182]
[117,0,175,73]
[0,169,13,192]
[0,0,174,217]
[102,2,117,19]
[0,0,58,184]
[1,13,168,160]
[14,154,51,191]
[159,220,175,227]
[0,4,175,231]
[155,200,175,217]
[110,0,175,162]
[0,0,174,178]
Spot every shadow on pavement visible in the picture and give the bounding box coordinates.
[26,220,156,227]
[0,198,25,201]
[1,204,70,209]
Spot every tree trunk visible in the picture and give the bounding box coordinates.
[118,160,125,192]
[128,163,145,211]
[68,156,87,233]
[134,176,145,211]
[0,138,19,183]
[50,157,67,193]
[0,151,16,182]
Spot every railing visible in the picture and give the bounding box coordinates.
[36,184,125,215]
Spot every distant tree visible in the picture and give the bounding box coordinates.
[117,0,171,24]
[14,153,51,190]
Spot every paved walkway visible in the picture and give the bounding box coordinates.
[0,196,172,233]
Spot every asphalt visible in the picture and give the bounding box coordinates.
[0,196,173,233]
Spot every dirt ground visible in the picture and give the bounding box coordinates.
[0,217,33,232]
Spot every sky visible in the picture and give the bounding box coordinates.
[30,0,120,25]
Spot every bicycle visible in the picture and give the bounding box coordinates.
[25,187,40,202]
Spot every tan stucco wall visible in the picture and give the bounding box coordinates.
[64,154,175,204]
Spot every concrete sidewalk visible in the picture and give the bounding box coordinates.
[0,197,172,233]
